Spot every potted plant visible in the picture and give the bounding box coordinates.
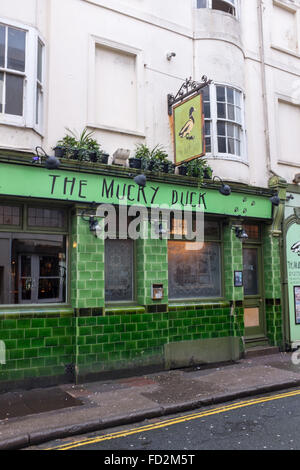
[148,145,174,173]
[54,128,108,164]
[186,158,213,182]
[129,144,151,169]
[203,166,213,179]
[54,134,77,159]
[177,164,188,176]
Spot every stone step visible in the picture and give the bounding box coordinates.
[244,345,280,359]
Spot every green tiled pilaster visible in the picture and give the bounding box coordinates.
[136,220,168,305]
[223,223,244,302]
[70,207,105,309]
[263,226,283,346]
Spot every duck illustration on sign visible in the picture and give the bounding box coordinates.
[173,93,205,166]
[179,107,195,140]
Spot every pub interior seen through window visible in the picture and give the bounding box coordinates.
[0,204,67,305]
[168,218,222,300]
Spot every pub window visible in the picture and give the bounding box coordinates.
[0,205,21,226]
[0,204,68,305]
[105,239,134,302]
[28,207,67,229]
[168,218,222,300]
[0,234,66,304]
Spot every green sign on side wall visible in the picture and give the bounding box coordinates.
[0,163,272,219]
[287,223,300,341]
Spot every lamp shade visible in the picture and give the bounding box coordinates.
[45,156,60,170]
[270,194,280,206]
[219,183,231,196]
[134,174,147,187]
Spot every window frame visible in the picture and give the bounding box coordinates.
[0,201,70,307]
[203,82,247,163]
[168,217,224,302]
[104,238,136,305]
[195,0,239,18]
[0,18,45,133]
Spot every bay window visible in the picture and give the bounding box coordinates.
[203,83,246,161]
[0,20,44,131]
[196,0,237,17]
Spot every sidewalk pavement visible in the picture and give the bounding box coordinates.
[1,350,300,450]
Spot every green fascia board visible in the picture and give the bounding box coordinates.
[0,162,272,219]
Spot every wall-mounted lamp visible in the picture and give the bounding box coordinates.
[166,52,176,61]
[35,146,60,170]
[81,204,101,237]
[129,174,147,187]
[286,194,295,202]
[213,176,232,196]
[270,192,280,207]
[233,226,249,240]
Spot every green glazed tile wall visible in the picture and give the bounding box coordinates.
[136,221,168,305]
[262,226,283,346]
[266,301,283,347]
[223,224,244,302]
[70,211,105,309]
[0,310,75,383]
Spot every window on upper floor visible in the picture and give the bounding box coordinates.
[197,0,237,17]
[0,20,44,132]
[203,83,246,162]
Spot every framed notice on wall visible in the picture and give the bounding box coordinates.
[173,93,205,166]
[234,271,243,287]
[294,286,300,325]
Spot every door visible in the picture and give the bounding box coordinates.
[18,253,64,303]
[243,245,265,338]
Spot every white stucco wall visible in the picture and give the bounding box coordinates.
[0,0,300,189]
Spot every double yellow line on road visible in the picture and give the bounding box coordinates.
[47,388,300,450]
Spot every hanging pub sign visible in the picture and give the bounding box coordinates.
[173,93,205,166]
[167,76,212,166]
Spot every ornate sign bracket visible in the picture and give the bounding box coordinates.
[167,75,213,116]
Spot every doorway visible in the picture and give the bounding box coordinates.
[242,226,266,341]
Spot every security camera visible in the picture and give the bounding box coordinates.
[166,52,176,61]
[293,173,300,184]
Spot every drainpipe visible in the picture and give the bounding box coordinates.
[257,0,279,177]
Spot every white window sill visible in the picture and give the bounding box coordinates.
[0,119,44,137]
[206,154,249,166]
